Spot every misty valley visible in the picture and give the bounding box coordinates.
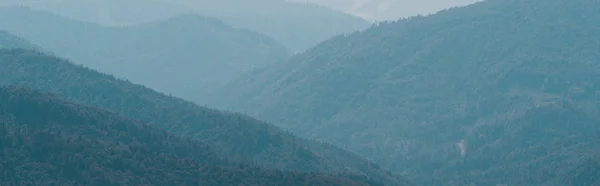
[0,0,599,185]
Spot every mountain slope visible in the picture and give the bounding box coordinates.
[0,30,46,52]
[564,149,600,185]
[0,48,411,186]
[0,86,372,186]
[10,0,370,52]
[211,0,600,185]
[0,6,289,101]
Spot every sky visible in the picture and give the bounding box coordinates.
[287,0,482,21]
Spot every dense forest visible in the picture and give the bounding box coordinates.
[0,48,411,186]
[0,86,381,186]
[0,6,289,101]
[210,0,600,185]
[5,0,370,52]
[2,0,599,185]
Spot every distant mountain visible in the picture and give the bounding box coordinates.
[1,0,193,26]
[210,0,600,185]
[287,0,481,21]
[0,6,290,102]
[0,48,412,186]
[0,30,44,52]
[0,86,374,186]
[9,0,370,52]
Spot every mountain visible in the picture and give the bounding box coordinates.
[0,48,412,186]
[7,0,193,26]
[0,30,34,49]
[0,30,45,52]
[0,86,375,186]
[287,0,481,21]
[0,6,289,102]
[9,0,370,52]
[210,0,600,185]
[564,149,600,185]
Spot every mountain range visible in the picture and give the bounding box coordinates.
[0,6,289,101]
[209,0,600,185]
[0,40,411,186]
[0,85,387,186]
[5,0,370,52]
[2,0,600,185]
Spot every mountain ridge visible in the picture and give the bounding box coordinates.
[6,0,370,52]
[0,6,290,102]
[0,48,411,186]
[0,85,379,186]
[209,0,600,185]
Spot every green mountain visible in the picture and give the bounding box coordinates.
[0,48,412,186]
[0,86,376,186]
[0,6,289,102]
[10,0,370,52]
[210,0,600,185]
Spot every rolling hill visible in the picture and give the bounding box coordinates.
[0,86,375,186]
[210,0,600,185]
[8,0,370,52]
[0,48,412,186]
[0,6,290,102]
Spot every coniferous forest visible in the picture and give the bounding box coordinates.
[1,0,599,185]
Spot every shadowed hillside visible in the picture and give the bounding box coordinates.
[0,86,377,186]
[0,48,412,186]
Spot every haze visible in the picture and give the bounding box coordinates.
[0,0,599,185]
[288,0,482,21]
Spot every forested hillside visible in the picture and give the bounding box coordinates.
[0,86,376,186]
[0,6,289,101]
[0,30,45,52]
[564,149,600,185]
[8,0,370,52]
[0,48,411,186]
[211,0,600,185]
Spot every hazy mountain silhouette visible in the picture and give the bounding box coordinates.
[210,0,600,185]
[0,48,412,186]
[288,0,481,21]
[9,0,193,26]
[0,6,289,102]
[0,30,46,52]
[9,0,370,52]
